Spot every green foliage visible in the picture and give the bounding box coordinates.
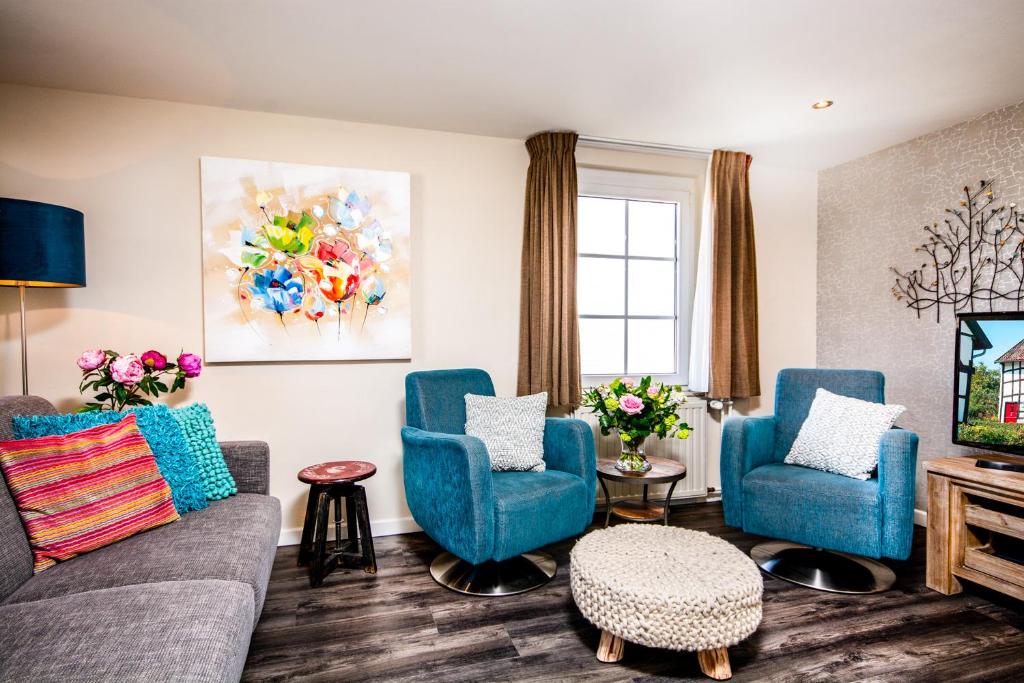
[581,377,692,446]
[958,421,1024,447]
[968,362,1000,421]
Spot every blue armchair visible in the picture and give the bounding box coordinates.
[402,368,596,595]
[721,369,918,592]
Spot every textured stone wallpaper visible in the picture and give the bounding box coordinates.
[818,101,1024,508]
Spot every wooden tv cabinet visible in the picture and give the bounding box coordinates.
[926,454,1024,600]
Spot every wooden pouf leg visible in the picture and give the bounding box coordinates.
[596,631,625,663]
[697,647,732,680]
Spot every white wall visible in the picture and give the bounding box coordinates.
[0,84,526,543]
[0,84,817,541]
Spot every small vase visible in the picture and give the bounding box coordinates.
[615,435,651,473]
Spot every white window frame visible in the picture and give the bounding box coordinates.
[577,167,696,386]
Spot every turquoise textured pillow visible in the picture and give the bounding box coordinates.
[12,405,208,514]
[171,403,236,500]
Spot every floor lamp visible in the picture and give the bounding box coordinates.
[0,198,86,395]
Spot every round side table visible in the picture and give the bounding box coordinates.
[597,456,687,526]
[297,461,378,587]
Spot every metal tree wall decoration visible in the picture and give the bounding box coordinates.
[892,180,1024,322]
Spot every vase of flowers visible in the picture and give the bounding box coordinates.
[581,376,692,473]
[76,348,203,412]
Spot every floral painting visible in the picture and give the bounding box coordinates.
[200,156,411,362]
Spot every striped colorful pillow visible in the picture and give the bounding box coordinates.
[0,414,179,572]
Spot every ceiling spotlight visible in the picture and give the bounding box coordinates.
[811,100,834,110]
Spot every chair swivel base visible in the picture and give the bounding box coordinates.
[429,551,556,596]
[750,541,896,594]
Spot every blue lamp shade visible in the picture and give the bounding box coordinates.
[0,198,86,288]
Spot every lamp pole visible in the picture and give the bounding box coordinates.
[19,284,28,395]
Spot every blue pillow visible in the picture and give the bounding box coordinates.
[171,403,237,501]
[12,405,208,514]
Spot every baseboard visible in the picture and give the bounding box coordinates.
[914,508,927,527]
[277,516,421,546]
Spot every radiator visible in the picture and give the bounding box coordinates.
[578,398,708,504]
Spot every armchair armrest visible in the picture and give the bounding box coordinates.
[543,418,597,495]
[720,415,777,527]
[401,427,495,564]
[878,427,919,560]
[219,440,270,495]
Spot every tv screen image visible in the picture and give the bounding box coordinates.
[954,313,1024,456]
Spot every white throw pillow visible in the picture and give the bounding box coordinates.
[464,392,547,472]
[783,388,906,480]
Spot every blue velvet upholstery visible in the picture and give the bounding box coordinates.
[721,368,918,560]
[402,369,596,565]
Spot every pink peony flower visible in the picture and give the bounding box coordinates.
[620,377,635,388]
[140,350,167,370]
[647,386,660,398]
[110,354,145,385]
[76,349,107,372]
[177,352,203,378]
[619,394,645,415]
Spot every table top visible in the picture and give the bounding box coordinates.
[298,460,377,484]
[596,455,687,485]
[924,454,1024,489]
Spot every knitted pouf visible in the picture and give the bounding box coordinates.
[571,525,763,654]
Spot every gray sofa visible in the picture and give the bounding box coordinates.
[0,396,282,682]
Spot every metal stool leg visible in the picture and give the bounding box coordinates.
[309,490,331,587]
[345,492,358,552]
[334,491,343,550]
[354,486,377,574]
[297,484,322,567]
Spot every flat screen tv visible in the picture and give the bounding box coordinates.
[954,313,1024,466]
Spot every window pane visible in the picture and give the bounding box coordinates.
[627,319,676,374]
[627,260,675,316]
[580,318,625,375]
[579,196,625,255]
[578,257,625,315]
[628,200,676,257]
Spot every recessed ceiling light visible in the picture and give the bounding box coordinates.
[811,100,834,110]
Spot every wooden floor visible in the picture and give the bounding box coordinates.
[243,503,1024,682]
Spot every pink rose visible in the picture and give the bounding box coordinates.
[621,377,635,388]
[619,394,645,415]
[141,350,167,370]
[110,354,145,385]
[76,349,107,371]
[177,352,203,378]
[647,386,660,398]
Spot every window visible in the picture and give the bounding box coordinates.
[577,168,695,383]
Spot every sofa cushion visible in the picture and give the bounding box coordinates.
[13,404,209,515]
[3,494,281,623]
[0,580,253,683]
[491,470,590,561]
[465,392,547,472]
[0,415,180,572]
[783,388,905,479]
[0,396,57,601]
[741,463,882,558]
[171,403,237,500]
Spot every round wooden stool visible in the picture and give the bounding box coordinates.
[297,461,378,587]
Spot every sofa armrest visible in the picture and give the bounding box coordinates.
[401,427,495,564]
[543,418,597,494]
[720,415,777,527]
[878,427,919,560]
[219,440,270,495]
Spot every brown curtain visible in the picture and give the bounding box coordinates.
[517,132,581,407]
[708,150,760,398]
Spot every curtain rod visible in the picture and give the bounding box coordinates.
[577,135,712,159]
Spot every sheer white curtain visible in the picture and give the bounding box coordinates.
[687,157,714,392]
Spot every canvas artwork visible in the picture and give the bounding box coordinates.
[200,156,411,362]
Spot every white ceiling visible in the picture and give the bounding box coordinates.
[2,0,1023,169]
